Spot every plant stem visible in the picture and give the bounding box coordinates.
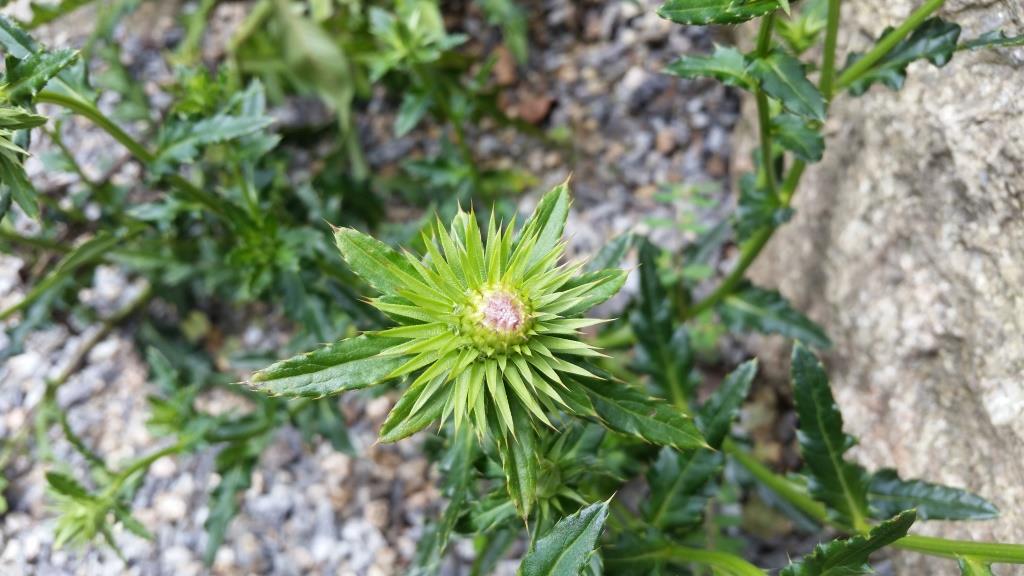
[609,543,766,576]
[835,0,946,90]
[819,0,843,100]
[754,15,778,194]
[724,439,1024,565]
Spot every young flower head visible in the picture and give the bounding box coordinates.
[335,182,627,439]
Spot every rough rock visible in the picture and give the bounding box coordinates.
[742,2,1024,573]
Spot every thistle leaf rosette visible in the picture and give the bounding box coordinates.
[351,182,624,438]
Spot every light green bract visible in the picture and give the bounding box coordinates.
[251,182,631,441]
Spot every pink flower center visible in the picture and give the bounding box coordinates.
[480,290,525,334]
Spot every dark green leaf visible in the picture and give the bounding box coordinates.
[658,0,782,25]
[498,403,538,519]
[958,556,995,576]
[4,48,78,103]
[334,226,421,297]
[248,334,405,397]
[719,282,830,348]
[791,343,870,529]
[46,471,90,499]
[0,107,48,130]
[845,18,961,96]
[519,500,610,576]
[734,173,792,242]
[292,399,356,455]
[395,90,431,137]
[575,373,708,451]
[631,238,693,403]
[748,51,826,121]
[666,45,754,90]
[584,232,633,273]
[0,149,37,219]
[644,447,722,530]
[772,113,824,163]
[780,510,916,576]
[867,469,998,521]
[960,30,1024,51]
[204,438,263,565]
[698,359,757,448]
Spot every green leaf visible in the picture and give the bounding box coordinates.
[0,147,37,219]
[776,0,828,55]
[734,173,793,242]
[45,471,90,499]
[378,377,448,443]
[497,403,538,519]
[644,447,722,530]
[631,238,693,403]
[666,45,754,90]
[958,556,995,576]
[719,282,831,348]
[748,51,826,121]
[781,510,916,576]
[845,18,961,96]
[3,48,78,103]
[791,343,869,530]
[0,476,7,515]
[867,469,998,521]
[334,226,421,297]
[411,425,477,575]
[395,90,431,137]
[584,232,633,273]
[519,180,571,268]
[698,359,757,448]
[519,500,610,576]
[558,268,628,317]
[772,113,824,163]
[248,334,405,397]
[0,107,47,130]
[575,373,708,451]
[204,437,263,565]
[960,30,1024,51]
[658,0,782,25]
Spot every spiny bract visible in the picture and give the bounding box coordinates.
[334,182,626,438]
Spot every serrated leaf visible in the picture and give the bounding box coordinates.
[558,268,628,317]
[334,226,422,297]
[791,343,869,530]
[631,238,693,403]
[867,469,998,521]
[519,180,571,268]
[698,359,757,448]
[644,447,722,530]
[958,556,995,576]
[773,113,824,163]
[248,334,404,397]
[845,18,961,96]
[155,108,274,167]
[719,282,830,348]
[0,149,36,219]
[519,500,610,576]
[960,30,1024,51]
[0,107,47,130]
[395,90,430,137]
[574,372,708,451]
[734,173,793,242]
[46,471,90,499]
[748,51,826,121]
[666,44,754,90]
[658,0,782,25]
[3,48,78,103]
[497,403,538,519]
[781,510,916,576]
[584,232,633,273]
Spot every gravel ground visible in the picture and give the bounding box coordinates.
[0,1,741,574]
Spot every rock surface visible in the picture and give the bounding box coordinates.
[745,2,1024,573]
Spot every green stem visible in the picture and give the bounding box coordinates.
[609,543,765,576]
[683,226,772,320]
[819,0,843,100]
[754,15,777,194]
[836,0,946,90]
[724,439,1024,565]
[36,90,155,163]
[105,442,186,496]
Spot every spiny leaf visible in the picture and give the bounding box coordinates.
[557,268,628,317]
[644,447,722,530]
[791,343,869,530]
[3,48,78,103]
[845,18,961,96]
[248,334,405,397]
[959,30,1024,51]
[378,376,448,443]
[780,510,916,576]
[519,500,610,576]
[334,226,422,296]
[748,51,826,121]
[698,359,757,448]
[584,232,633,273]
[666,44,754,90]
[719,282,831,348]
[497,403,538,519]
[658,0,783,26]
[574,372,708,451]
[773,113,824,163]
[867,469,998,521]
[519,180,571,268]
[45,471,90,499]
